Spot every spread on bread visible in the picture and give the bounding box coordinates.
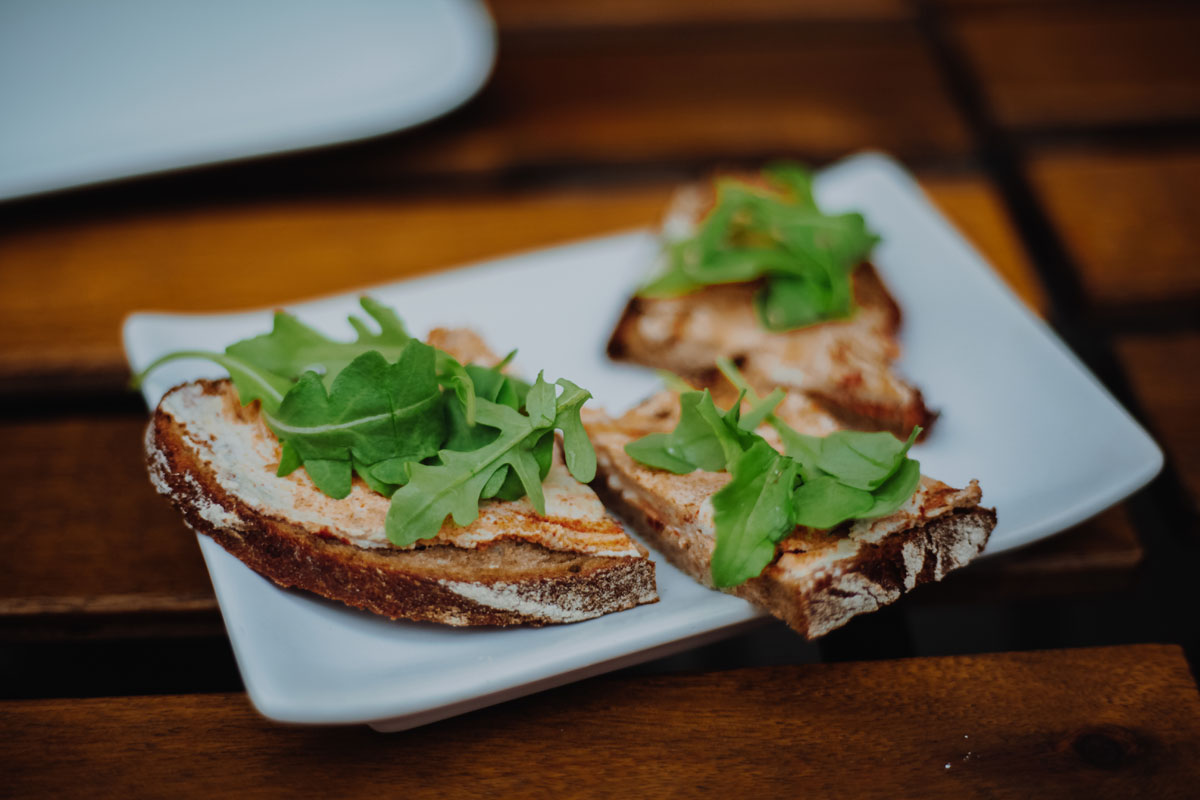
[607,164,934,438]
[140,300,657,625]
[585,365,995,638]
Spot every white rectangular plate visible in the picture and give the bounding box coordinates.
[124,153,1162,729]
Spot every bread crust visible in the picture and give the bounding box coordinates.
[594,474,992,638]
[146,381,657,626]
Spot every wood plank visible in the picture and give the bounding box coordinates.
[952,5,1200,129]
[0,184,674,387]
[0,415,214,614]
[329,21,967,183]
[3,645,1197,798]
[0,173,1035,387]
[1114,333,1200,511]
[1027,148,1200,310]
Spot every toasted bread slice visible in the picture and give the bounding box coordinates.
[144,330,657,626]
[585,392,993,638]
[607,184,934,438]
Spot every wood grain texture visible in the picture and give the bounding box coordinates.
[186,19,965,191]
[2,645,1198,798]
[1028,148,1200,310]
[368,22,968,177]
[0,185,672,385]
[1114,333,1200,510]
[0,415,214,613]
[0,174,1035,387]
[953,5,1200,128]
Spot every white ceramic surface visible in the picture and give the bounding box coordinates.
[0,0,495,200]
[124,153,1162,729]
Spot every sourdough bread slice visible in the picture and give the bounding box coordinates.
[606,183,934,438]
[146,374,657,627]
[585,393,993,638]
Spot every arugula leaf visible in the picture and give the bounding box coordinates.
[134,350,292,415]
[484,433,555,503]
[263,344,445,498]
[623,434,698,474]
[225,296,482,426]
[710,440,800,588]
[636,163,878,331]
[775,427,823,480]
[384,387,577,545]
[277,440,301,476]
[790,477,874,530]
[622,391,723,473]
[754,275,834,331]
[386,400,537,545]
[622,388,759,475]
[692,390,757,468]
[739,387,786,432]
[861,457,921,518]
[554,379,597,484]
[227,297,410,386]
[815,428,919,491]
[525,372,557,429]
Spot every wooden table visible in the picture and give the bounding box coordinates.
[2,0,1198,795]
[5,645,1199,798]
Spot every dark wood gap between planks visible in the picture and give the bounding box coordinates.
[0,636,242,700]
[493,14,918,42]
[1012,119,1200,153]
[916,0,1200,670]
[0,150,981,242]
[0,383,145,420]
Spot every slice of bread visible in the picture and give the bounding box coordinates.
[144,333,658,626]
[607,183,935,438]
[585,392,994,639]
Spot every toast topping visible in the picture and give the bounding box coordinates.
[160,381,642,558]
[137,299,638,556]
[637,163,877,332]
[611,366,938,587]
[591,393,983,586]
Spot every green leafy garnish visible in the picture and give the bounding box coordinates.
[263,345,445,499]
[637,162,879,331]
[385,378,593,545]
[136,298,598,546]
[625,365,921,588]
[710,440,800,588]
[227,296,412,387]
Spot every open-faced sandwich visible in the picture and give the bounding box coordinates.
[607,163,933,439]
[140,299,657,626]
[586,364,994,639]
